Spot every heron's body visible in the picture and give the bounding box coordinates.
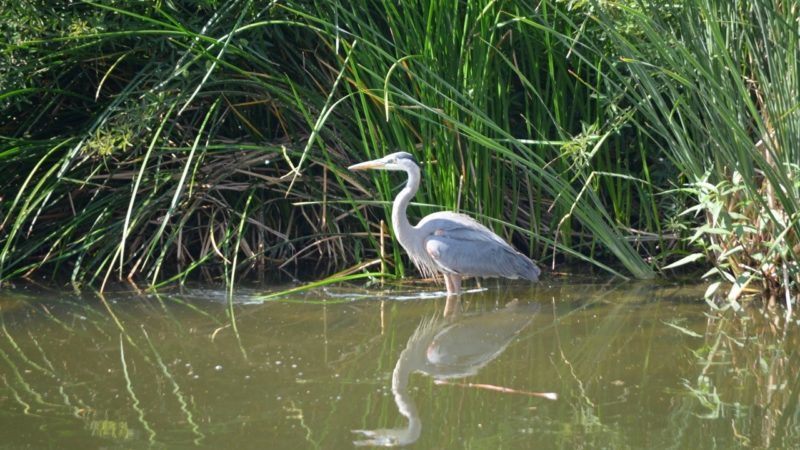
[349,152,540,295]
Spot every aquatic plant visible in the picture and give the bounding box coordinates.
[4,0,797,305]
[0,0,659,288]
[589,0,800,306]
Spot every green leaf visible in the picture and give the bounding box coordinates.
[662,253,705,270]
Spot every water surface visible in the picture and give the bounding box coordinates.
[1,279,798,448]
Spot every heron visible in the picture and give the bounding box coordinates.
[348,151,541,295]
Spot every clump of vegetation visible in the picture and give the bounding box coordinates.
[589,0,800,307]
[1,0,662,289]
[686,169,799,309]
[1,0,798,308]
[1,1,372,288]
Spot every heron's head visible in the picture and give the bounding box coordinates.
[348,151,418,172]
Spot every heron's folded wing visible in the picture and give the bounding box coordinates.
[424,228,538,280]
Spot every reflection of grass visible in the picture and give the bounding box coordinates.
[548,287,628,448]
[284,400,319,449]
[0,292,244,446]
[683,376,722,419]
[678,309,800,446]
[0,346,64,411]
[14,282,800,447]
[2,310,93,419]
[2,319,55,377]
[119,335,156,444]
[142,328,206,445]
[87,418,132,440]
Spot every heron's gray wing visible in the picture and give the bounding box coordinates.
[418,212,508,245]
[423,226,540,280]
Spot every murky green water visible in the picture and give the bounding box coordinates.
[1,279,799,448]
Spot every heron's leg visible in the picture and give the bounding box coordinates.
[443,295,461,318]
[443,273,454,295]
[451,275,461,295]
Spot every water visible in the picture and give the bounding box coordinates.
[1,279,799,448]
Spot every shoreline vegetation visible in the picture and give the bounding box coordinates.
[1,1,798,308]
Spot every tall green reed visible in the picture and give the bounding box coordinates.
[587,0,800,305]
[2,1,360,287]
[299,0,655,279]
[1,0,662,289]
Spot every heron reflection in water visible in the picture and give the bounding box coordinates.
[349,152,541,296]
[353,297,541,447]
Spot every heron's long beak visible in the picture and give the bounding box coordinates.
[348,159,386,171]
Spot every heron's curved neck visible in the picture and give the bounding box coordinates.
[390,342,422,443]
[392,165,420,244]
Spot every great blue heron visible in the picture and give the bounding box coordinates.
[348,151,541,295]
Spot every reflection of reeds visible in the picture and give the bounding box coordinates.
[0,343,74,413]
[2,320,54,377]
[119,335,156,444]
[2,374,32,416]
[679,309,800,447]
[3,308,92,417]
[142,327,206,445]
[1,293,240,446]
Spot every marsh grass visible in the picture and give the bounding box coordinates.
[17,0,798,297]
[2,1,375,288]
[0,0,671,290]
[587,0,800,306]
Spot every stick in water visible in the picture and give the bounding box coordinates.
[434,380,558,400]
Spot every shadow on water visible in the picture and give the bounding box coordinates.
[2,280,800,448]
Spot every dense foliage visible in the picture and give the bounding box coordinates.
[590,0,800,307]
[1,0,797,304]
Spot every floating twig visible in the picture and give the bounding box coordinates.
[434,379,557,400]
